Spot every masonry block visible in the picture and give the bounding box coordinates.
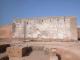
[7,46,32,57]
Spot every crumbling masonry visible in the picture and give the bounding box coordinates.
[0,16,80,60]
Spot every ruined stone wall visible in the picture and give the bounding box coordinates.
[12,16,78,41]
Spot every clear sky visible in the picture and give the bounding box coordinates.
[0,0,80,26]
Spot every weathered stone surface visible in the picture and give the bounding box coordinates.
[7,46,22,57]
[7,46,32,57]
[0,16,80,60]
[13,16,78,41]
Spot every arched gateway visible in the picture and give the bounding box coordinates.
[6,16,80,60]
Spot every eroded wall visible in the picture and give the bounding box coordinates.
[13,16,78,41]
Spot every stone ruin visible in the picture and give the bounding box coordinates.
[12,16,77,41]
[0,16,80,60]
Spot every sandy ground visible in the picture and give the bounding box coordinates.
[23,50,49,60]
[22,50,80,60]
[0,48,80,60]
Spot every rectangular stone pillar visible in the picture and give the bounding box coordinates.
[49,49,58,60]
[7,46,32,60]
[7,46,22,57]
[50,54,58,60]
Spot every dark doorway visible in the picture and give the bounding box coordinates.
[22,47,33,57]
[56,54,61,60]
[0,44,10,53]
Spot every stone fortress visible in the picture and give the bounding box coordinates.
[0,16,80,60]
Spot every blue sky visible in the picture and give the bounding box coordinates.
[0,0,80,26]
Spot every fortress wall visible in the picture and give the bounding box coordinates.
[13,16,78,41]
